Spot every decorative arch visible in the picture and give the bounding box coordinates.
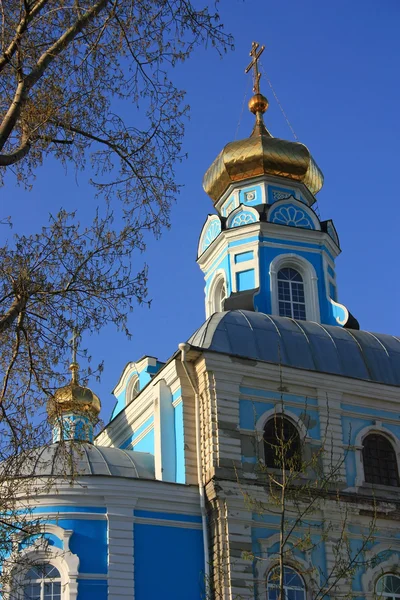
[226,205,259,229]
[256,533,319,600]
[126,373,140,406]
[361,546,400,598]
[270,253,320,323]
[198,215,222,256]
[353,423,400,487]
[255,408,309,442]
[10,526,79,600]
[268,198,320,231]
[206,269,227,318]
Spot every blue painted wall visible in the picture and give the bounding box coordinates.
[77,580,107,600]
[134,511,204,599]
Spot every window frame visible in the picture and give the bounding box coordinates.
[375,573,400,600]
[354,425,400,489]
[22,563,62,600]
[362,433,399,488]
[263,415,302,471]
[267,565,306,600]
[10,526,79,600]
[207,270,228,318]
[277,267,307,320]
[270,254,320,323]
[126,374,140,406]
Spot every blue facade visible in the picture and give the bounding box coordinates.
[134,510,204,600]
[198,178,354,328]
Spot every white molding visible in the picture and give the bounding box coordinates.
[228,241,259,294]
[267,197,321,231]
[226,204,259,229]
[11,540,80,600]
[197,214,222,257]
[214,174,316,212]
[269,253,320,322]
[133,517,202,529]
[206,269,227,318]
[254,408,310,442]
[256,535,318,600]
[361,549,400,596]
[354,424,400,487]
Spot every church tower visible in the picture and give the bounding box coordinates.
[197,42,357,329]
[13,42,400,600]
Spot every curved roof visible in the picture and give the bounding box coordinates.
[17,443,155,479]
[188,311,400,387]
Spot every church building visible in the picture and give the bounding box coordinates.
[14,44,400,600]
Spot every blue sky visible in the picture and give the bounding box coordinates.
[5,0,400,422]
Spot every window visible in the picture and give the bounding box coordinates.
[362,434,399,487]
[267,566,306,600]
[212,277,226,313]
[376,574,400,600]
[264,416,301,471]
[126,375,140,405]
[277,268,306,320]
[23,564,62,600]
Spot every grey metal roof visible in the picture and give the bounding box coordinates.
[18,443,155,479]
[188,310,400,387]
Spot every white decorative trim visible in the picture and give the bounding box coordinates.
[254,408,309,442]
[198,214,222,256]
[270,253,320,323]
[226,204,259,229]
[206,269,227,318]
[256,533,319,600]
[268,197,321,231]
[11,534,80,600]
[228,240,259,294]
[354,424,400,487]
[361,548,400,597]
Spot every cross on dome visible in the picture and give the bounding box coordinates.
[245,41,265,94]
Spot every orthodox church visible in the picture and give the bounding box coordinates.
[15,44,400,600]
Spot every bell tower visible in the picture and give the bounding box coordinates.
[197,42,357,328]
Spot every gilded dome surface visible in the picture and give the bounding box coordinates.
[203,91,324,203]
[47,362,101,421]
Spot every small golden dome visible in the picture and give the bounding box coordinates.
[203,95,323,204]
[47,362,101,422]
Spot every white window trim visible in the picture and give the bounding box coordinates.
[226,204,259,229]
[206,270,227,318]
[256,534,318,600]
[353,423,400,487]
[228,241,259,294]
[270,254,320,323]
[10,526,79,600]
[361,549,400,599]
[126,373,140,406]
[255,408,309,443]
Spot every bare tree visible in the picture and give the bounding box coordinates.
[0,1,232,592]
[240,398,380,600]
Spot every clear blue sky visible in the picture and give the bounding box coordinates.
[5,0,400,422]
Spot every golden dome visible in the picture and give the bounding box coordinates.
[47,362,101,422]
[203,93,324,204]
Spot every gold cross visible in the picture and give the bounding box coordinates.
[245,41,265,94]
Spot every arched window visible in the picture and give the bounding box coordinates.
[376,574,400,599]
[277,268,306,320]
[210,275,226,314]
[23,564,62,599]
[267,565,306,600]
[264,416,301,471]
[362,434,399,487]
[126,375,140,405]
